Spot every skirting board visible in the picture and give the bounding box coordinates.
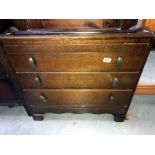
[135,83,155,95]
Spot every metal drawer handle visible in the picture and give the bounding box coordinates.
[116,57,123,69]
[109,95,116,104]
[40,94,48,103]
[112,77,119,88]
[34,76,42,87]
[28,57,36,69]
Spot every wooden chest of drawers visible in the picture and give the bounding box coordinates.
[0,29,154,121]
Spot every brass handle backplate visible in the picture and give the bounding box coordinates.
[34,76,42,87]
[109,95,116,104]
[116,57,123,69]
[28,57,36,69]
[112,77,119,88]
[40,94,48,103]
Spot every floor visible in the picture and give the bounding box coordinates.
[0,50,155,135]
[139,49,155,83]
[0,95,155,135]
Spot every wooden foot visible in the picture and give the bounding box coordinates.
[8,105,15,108]
[113,114,126,122]
[32,114,44,121]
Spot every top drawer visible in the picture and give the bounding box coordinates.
[5,43,148,72]
[3,43,148,54]
[8,51,146,72]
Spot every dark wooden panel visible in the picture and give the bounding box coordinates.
[13,19,105,29]
[0,30,154,120]
[12,19,138,30]
[0,19,13,33]
[12,19,28,30]
[4,43,148,54]
[29,105,127,115]
[7,52,146,72]
[121,19,138,30]
[39,19,104,28]
[17,72,139,89]
[0,33,153,45]
[0,79,17,102]
[24,89,132,107]
[0,62,6,75]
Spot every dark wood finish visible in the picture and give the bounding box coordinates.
[32,114,44,121]
[0,19,13,33]
[0,62,6,75]
[39,19,104,28]
[0,61,19,105]
[0,33,152,45]
[4,43,147,53]
[12,19,138,30]
[0,58,19,105]
[13,19,104,29]
[113,114,126,122]
[0,46,29,113]
[0,79,17,104]
[24,89,132,106]
[7,52,146,72]
[103,20,116,28]
[30,105,127,116]
[17,72,139,89]
[0,66,19,105]
[12,19,28,30]
[121,19,138,30]
[0,28,154,121]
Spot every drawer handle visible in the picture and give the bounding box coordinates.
[116,57,123,69]
[34,76,42,87]
[40,94,48,103]
[112,77,119,88]
[28,57,36,69]
[109,95,116,104]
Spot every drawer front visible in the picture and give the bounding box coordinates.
[4,43,147,53]
[17,72,139,89]
[1,36,151,45]
[8,52,145,72]
[24,89,133,107]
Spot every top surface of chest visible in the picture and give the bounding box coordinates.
[0,31,153,55]
[0,31,154,73]
[0,30,154,44]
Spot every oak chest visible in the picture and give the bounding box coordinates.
[0,29,154,121]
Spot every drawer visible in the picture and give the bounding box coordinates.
[4,43,147,53]
[1,35,151,45]
[8,52,145,72]
[24,89,133,107]
[0,79,17,102]
[17,72,139,89]
[29,104,127,115]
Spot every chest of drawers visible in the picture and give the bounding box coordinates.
[0,29,154,121]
